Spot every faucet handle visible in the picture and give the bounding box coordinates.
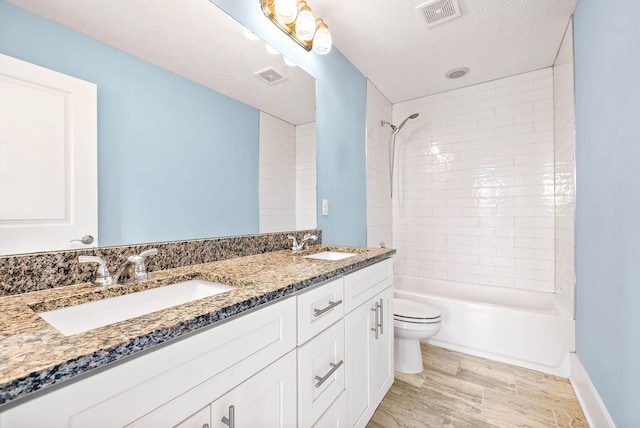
[139,248,158,259]
[78,256,113,286]
[130,248,158,281]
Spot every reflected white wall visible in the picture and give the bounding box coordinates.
[553,19,576,316]
[366,81,393,248]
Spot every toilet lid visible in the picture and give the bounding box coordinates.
[394,298,441,321]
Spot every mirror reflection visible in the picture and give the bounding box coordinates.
[0,0,316,256]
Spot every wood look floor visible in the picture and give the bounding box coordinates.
[368,343,588,428]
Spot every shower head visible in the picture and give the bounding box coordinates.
[394,113,419,133]
[381,113,419,134]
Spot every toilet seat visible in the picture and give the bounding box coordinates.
[394,298,441,324]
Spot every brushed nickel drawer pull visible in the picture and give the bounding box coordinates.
[313,299,343,317]
[314,360,344,388]
[221,405,235,427]
[371,301,380,340]
[378,298,384,335]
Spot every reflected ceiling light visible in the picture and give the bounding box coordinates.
[265,43,280,55]
[242,26,260,41]
[260,0,332,55]
[283,56,297,67]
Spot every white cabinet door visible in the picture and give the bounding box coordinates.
[345,285,394,428]
[0,53,97,255]
[345,299,372,428]
[210,351,297,428]
[175,406,210,428]
[369,287,394,405]
[313,391,347,428]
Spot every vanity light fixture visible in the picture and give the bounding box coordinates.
[260,0,332,55]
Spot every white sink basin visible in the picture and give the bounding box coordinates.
[304,251,357,261]
[38,279,234,336]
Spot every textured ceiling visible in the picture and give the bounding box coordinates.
[8,0,316,125]
[10,0,577,116]
[318,0,577,103]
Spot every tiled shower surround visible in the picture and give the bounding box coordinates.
[392,68,558,292]
[0,229,321,296]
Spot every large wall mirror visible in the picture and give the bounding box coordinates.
[1,0,316,256]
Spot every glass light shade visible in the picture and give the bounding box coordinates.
[295,3,316,41]
[313,21,332,54]
[274,0,297,25]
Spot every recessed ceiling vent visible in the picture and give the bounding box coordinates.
[416,0,461,27]
[254,67,288,85]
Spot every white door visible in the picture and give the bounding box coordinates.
[0,53,97,255]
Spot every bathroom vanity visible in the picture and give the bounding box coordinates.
[0,246,394,427]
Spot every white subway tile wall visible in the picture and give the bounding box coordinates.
[392,68,556,292]
[553,20,576,314]
[296,122,317,230]
[367,81,393,248]
[259,112,296,233]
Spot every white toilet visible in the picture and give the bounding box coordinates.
[393,298,442,374]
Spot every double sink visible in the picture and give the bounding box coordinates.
[39,251,357,336]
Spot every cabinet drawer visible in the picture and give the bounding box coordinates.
[344,258,393,313]
[298,319,345,428]
[297,277,344,345]
[313,390,347,428]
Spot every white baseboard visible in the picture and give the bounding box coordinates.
[570,353,616,428]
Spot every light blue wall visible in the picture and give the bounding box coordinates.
[574,0,640,425]
[212,0,368,246]
[0,1,259,246]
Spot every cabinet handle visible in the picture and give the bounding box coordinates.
[371,301,380,340]
[378,298,384,335]
[314,360,344,388]
[313,299,343,317]
[221,405,235,428]
[203,425,210,428]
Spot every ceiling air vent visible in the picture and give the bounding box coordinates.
[416,0,461,27]
[254,67,288,85]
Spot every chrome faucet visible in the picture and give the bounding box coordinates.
[78,256,114,286]
[79,248,158,286]
[287,233,318,253]
[112,248,158,284]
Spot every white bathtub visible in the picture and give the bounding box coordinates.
[394,275,575,377]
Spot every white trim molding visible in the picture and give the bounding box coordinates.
[570,353,616,428]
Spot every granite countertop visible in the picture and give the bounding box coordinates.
[0,245,394,406]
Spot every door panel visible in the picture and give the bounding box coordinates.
[0,53,97,254]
